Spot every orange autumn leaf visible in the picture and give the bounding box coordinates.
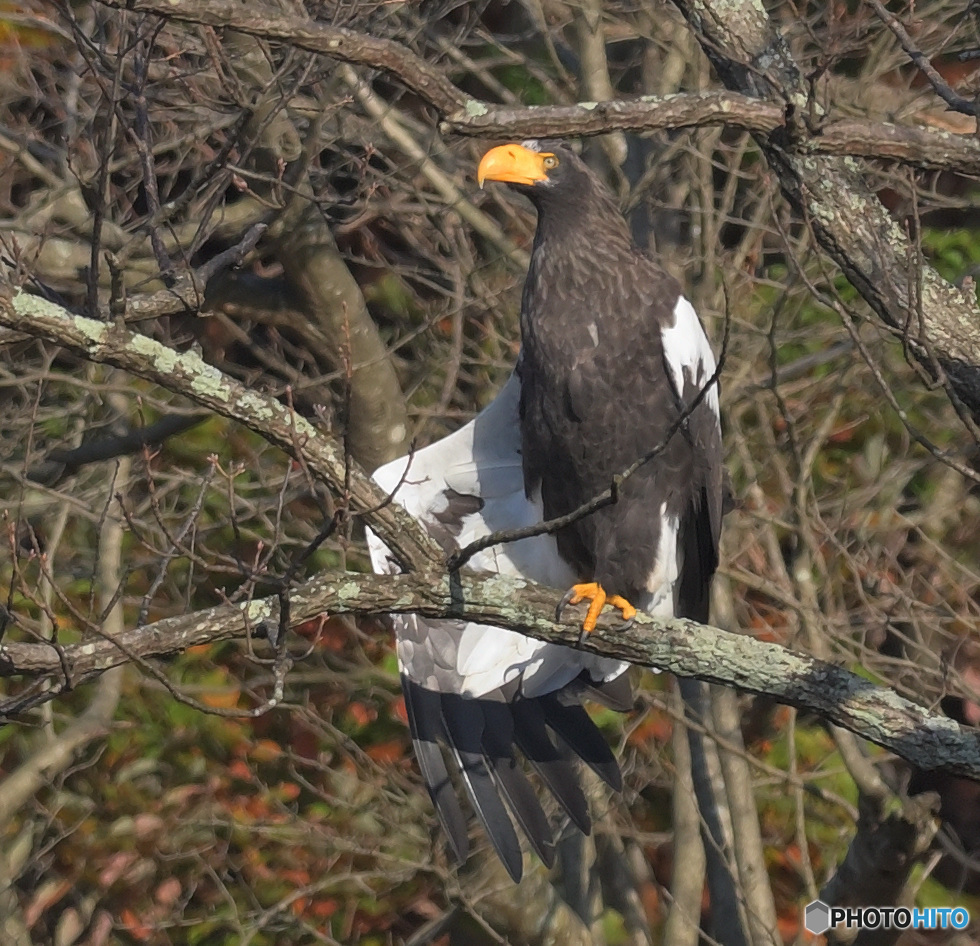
[639,880,661,924]
[276,781,301,801]
[245,796,273,819]
[295,614,349,651]
[281,868,311,886]
[347,701,376,727]
[250,738,283,762]
[777,908,813,942]
[782,843,804,869]
[341,756,358,776]
[200,687,241,709]
[772,706,794,727]
[391,694,408,724]
[311,898,339,919]
[227,759,252,781]
[366,739,404,763]
[293,616,327,640]
[120,908,153,942]
[627,715,672,746]
[242,847,275,882]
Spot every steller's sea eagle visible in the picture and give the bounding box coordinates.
[368,140,723,882]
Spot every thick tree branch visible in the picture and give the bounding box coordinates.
[447,91,783,138]
[1,567,979,780]
[447,99,980,176]
[819,790,939,937]
[94,0,469,114]
[90,0,980,178]
[2,288,979,780]
[273,206,410,471]
[670,0,980,417]
[809,118,980,175]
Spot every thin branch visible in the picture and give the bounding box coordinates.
[137,455,217,626]
[0,287,440,572]
[0,453,129,830]
[130,23,174,279]
[94,0,469,114]
[0,223,267,346]
[339,64,528,271]
[27,412,209,485]
[865,0,980,119]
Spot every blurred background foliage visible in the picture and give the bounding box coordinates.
[3,0,980,942]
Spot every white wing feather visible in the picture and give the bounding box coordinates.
[367,373,627,699]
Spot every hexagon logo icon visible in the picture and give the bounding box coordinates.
[805,900,832,934]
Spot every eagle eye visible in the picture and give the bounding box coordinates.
[542,155,559,169]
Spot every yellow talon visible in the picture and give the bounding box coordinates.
[607,595,637,623]
[557,582,637,636]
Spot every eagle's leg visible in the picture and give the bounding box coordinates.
[556,582,637,641]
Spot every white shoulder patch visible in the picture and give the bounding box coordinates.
[661,296,719,418]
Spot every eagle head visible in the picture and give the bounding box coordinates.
[477,141,570,189]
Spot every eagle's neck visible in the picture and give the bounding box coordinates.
[533,190,633,259]
[523,193,637,339]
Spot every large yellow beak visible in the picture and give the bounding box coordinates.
[477,143,552,188]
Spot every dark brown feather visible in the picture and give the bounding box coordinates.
[513,143,723,617]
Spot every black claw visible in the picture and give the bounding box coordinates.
[611,614,636,633]
[556,587,578,622]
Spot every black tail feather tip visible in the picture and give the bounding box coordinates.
[399,675,625,878]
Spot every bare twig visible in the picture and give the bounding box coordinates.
[94,0,470,114]
[0,287,438,570]
[865,0,980,119]
[0,452,129,830]
[27,411,209,485]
